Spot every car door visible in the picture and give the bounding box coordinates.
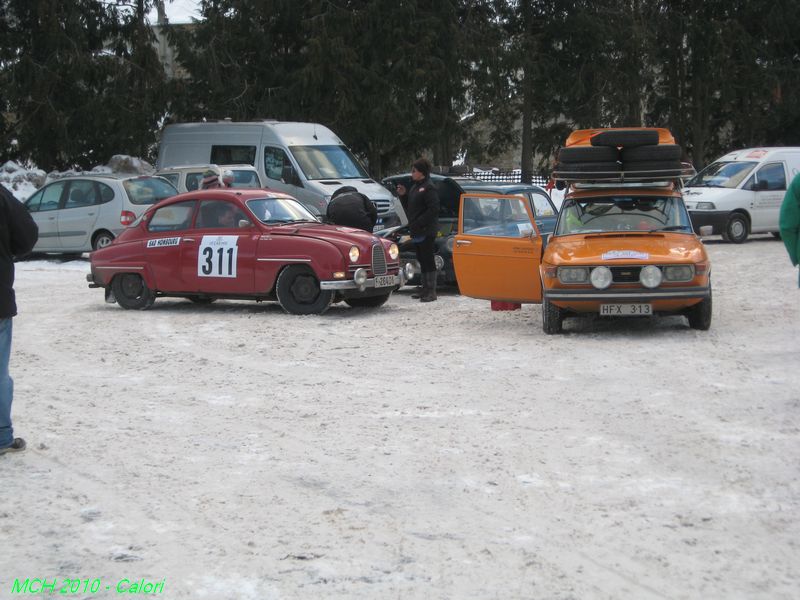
[58,179,102,250]
[145,200,197,292]
[745,162,786,231]
[180,199,259,295]
[24,181,67,251]
[453,193,543,303]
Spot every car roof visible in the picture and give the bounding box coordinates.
[50,173,168,182]
[156,164,257,172]
[460,181,548,194]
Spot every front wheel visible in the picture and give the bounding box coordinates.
[721,214,748,244]
[542,295,563,334]
[687,290,712,330]
[112,273,155,310]
[344,293,392,308]
[275,265,333,315]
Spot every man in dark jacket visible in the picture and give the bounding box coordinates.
[326,186,378,232]
[0,185,38,454]
[397,157,440,302]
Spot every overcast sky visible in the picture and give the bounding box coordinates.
[148,0,201,24]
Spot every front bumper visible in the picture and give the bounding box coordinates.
[320,272,404,291]
[688,210,730,235]
[544,286,711,302]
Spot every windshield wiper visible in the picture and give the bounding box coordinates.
[648,225,690,232]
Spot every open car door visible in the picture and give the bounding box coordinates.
[453,193,543,303]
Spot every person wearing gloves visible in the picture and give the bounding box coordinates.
[779,171,800,287]
[326,186,378,232]
[396,157,440,302]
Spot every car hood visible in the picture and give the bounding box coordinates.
[545,233,706,265]
[268,222,385,248]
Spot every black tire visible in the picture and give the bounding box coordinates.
[275,265,333,315]
[112,273,155,310]
[92,230,115,251]
[542,295,563,334]
[344,293,392,308]
[687,290,712,330]
[721,213,748,244]
[771,232,782,240]
[554,161,621,179]
[590,129,659,148]
[188,296,216,304]
[621,144,681,161]
[621,160,683,177]
[558,146,619,163]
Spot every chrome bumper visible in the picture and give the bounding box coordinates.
[320,272,405,291]
[544,286,710,302]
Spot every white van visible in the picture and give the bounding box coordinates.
[683,147,800,243]
[156,120,403,230]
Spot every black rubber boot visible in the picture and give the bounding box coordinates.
[420,272,438,302]
[411,274,429,299]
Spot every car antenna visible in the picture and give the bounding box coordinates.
[313,123,318,140]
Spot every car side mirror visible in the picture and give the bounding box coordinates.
[699,225,713,236]
[238,219,250,228]
[281,165,300,187]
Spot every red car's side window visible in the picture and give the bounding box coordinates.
[147,200,196,233]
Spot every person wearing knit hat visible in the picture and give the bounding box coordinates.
[201,168,222,189]
[396,157,440,302]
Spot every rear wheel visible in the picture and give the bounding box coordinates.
[721,213,748,244]
[112,273,155,310]
[542,295,563,334]
[275,265,333,315]
[687,290,712,330]
[92,230,115,250]
[344,293,392,308]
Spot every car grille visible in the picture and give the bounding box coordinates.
[372,244,387,275]
[371,198,392,215]
[610,266,642,283]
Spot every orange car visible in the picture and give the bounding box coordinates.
[453,128,712,333]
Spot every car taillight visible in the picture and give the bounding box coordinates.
[120,211,136,226]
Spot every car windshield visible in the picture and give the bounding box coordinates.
[124,177,178,205]
[685,161,756,188]
[246,197,320,224]
[290,145,368,180]
[555,196,692,235]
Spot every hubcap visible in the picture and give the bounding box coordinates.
[121,275,143,298]
[730,220,745,239]
[290,274,319,304]
[97,236,113,248]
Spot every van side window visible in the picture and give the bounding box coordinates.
[211,145,256,166]
[148,201,196,232]
[748,162,786,191]
[264,147,291,181]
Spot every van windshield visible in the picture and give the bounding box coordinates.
[290,145,369,180]
[686,161,756,188]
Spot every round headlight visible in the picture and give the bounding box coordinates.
[388,243,399,260]
[639,265,662,288]
[349,246,360,263]
[354,268,368,286]
[434,255,445,271]
[590,266,613,289]
[404,261,417,279]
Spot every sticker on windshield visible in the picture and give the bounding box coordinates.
[198,235,239,278]
[602,250,649,260]
[146,237,181,248]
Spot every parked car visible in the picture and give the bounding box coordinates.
[86,188,404,315]
[155,164,264,192]
[23,174,178,253]
[453,128,712,333]
[682,147,800,243]
[379,174,559,288]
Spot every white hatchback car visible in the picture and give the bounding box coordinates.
[24,174,178,253]
[155,164,264,192]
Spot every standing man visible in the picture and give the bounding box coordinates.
[780,171,800,286]
[326,186,378,232]
[397,158,440,302]
[0,185,38,454]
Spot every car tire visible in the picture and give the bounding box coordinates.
[554,161,621,179]
[92,230,115,250]
[621,144,682,161]
[275,265,333,315]
[721,213,748,244]
[557,146,620,163]
[188,296,216,304]
[542,294,563,334]
[621,160,683,177]
[771,231,782,240]
[112,273,155,310]
[687,290,712,330]
[590,129,659,147]
[344,293,392,308]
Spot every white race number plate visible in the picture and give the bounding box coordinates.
[600,303,652,316]
[373,275,395,288]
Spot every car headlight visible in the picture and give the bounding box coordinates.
[353,268,368,286]
[590,266,613,289]
[639,265,662,288]
[696,202,715,210]
[663,264,695,282]
[557,266,589,284]
[388,243,399,260]
[434,255,445,271]
[349,246,360,263]
[445,236,455,252]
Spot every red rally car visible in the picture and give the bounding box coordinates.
[87,189,405,314]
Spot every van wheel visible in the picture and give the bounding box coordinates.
[542,295,563,334]
[721,214,748,244]
[687,290,712,330]
[92,230,115,250]
[771,232,782,240]
[275,265,333,315]
[112,274,155,310]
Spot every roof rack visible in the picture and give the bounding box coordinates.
[551,162,695,184]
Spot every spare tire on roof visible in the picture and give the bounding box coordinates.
[622,160,683,177]
[554,161,621,179]
[590,129,659,148]
[557,145,620,163]
[621,144,682,162]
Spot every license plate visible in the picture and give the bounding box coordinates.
[600,303,652,316]
[374,275,395,288]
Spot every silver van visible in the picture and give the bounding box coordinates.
[24,174,177,253]
[156,120,403,229]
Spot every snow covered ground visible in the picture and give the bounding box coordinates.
[1,235,798,599]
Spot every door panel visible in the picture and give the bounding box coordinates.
[25,182,66,251]
[58,180,102,250]
[454,194,543,302]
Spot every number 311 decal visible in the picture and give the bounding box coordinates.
[198,235,239,278]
